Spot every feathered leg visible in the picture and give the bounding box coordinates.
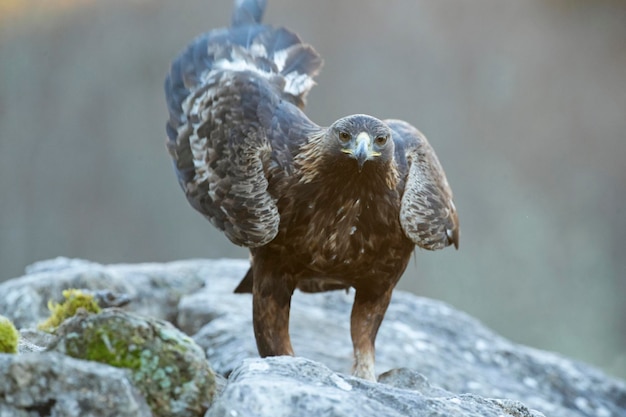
[252,262,295,357]
[350,286,393,381]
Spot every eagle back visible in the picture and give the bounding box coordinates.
[164,5,323,247]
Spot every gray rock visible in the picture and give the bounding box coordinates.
[18,328,56,353]
[206,356,545,417]
[178,259,626,417]
[49,308,217,417]
[378,368,452,397]
[0,351,151,417]
[0,257,207,328]
[1,258,625,417]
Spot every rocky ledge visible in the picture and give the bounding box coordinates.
[0,258,624,417]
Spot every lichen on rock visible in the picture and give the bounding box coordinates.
[0,315,19,354]
[49,308,216,417]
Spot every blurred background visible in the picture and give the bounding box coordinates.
[1,0,625,379]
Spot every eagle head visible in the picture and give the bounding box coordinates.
[328,114,394,172]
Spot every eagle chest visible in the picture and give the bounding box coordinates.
[278,184,411,277]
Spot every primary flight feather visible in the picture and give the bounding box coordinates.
[165,0,459,381]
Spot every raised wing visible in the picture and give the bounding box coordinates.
[387,119,459,250]
[164,6,322,247]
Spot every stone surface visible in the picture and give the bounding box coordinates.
[178,259,626,417]
[207,356,545,417]
[18,328,55,353]
[0,352,152,417]
[0,257,625,417]
[0,257,206,329]
[49,308,217,417]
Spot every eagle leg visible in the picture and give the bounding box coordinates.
[350,287,393,381]
[252,266,295,357]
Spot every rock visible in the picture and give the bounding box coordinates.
[18,328,56,353]
[0,257,207,328]
[49,308,217,417]
[0,351,152,417]
[178,259,626,417]
[377,368,452,397]
[0,257,625,417]
[206,356,545,417]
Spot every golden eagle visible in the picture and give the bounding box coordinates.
[165,0,459,381]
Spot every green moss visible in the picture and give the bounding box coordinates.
[38,289,101,332]
[57,312,214,415]
[80,327,142,370]
[0,315,19,354]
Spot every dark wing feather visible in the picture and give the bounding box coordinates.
[165,22,322,247]
[387,119,459,250]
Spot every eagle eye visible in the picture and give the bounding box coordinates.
[338,131,351,142]
[374,135,388,146]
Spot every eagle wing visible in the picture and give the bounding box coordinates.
[164,22,322,247]
[387,119,460,250]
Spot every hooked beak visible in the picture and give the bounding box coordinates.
[342,132,381,172]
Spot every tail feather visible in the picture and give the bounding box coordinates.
[232,0,267,27]
[280,44,323,79]
[255,27,301,55]
[165,0,323,150]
